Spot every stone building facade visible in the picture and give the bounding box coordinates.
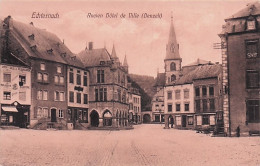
[219,2,260,136]
[78,43,129,128]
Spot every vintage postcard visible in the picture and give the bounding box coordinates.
[0,0,259,166]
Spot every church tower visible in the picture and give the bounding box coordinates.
[164,15,182,84]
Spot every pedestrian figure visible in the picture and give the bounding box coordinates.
[170,118,174,128]
[236,126,240,137]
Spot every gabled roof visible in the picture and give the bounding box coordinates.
[7,17,81,66]
[226,2,260,20]
[174,64,222,85]
[77,48,111,67]
[154,73,166,87]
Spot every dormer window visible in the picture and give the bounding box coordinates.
[28,34,35,40]
[100,61,105,65]
[61,52,66,57]
[247,16,256,30]
[47,49,53,54]
[71,56,76,60]
[30,45,37,51]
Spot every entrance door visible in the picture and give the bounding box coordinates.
[90,110,99,127]
[51,109,57,122]
[182,115,186,127]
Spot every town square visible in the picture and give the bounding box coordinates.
[0,0,259,165]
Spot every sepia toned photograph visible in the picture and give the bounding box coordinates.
[0,0,259,165]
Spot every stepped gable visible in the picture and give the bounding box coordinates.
[78,48,111,67]
[9,18,77,65]
[174,64,222,85]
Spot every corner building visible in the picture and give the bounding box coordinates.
[78,43,129,128]
[219,2,260,136]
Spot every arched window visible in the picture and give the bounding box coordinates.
[170,62,176,71]
[171,74,176,82]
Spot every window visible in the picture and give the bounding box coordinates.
[37,90,43,100]
[246,70,259,88]
[170,62,176,71]
[175,90,180,100]
[167,91,172,100]
[118,89,121,102]
[195,100,201,112]
[57,66,62,73]
[37,73,43,81]
[247,17,256,30]
[202,86,207,96]
[60,76,64,84]
[77,93,81,104]
[209,99,215,111]
[168,104,172,112]
[69,68,74,83]
[54,75,59,83]
[104,88,107,101]
[99,88,103,101]
[84,94,88,104]
[83,72,88,86]
[58,109,63,118]
[185,103,189,111]
[55,91,64,101]
[202,115,209,125]
[19,92,26,101]
[203,99,208,112]
[43,73,48,82]
[209,86,214,96]
[3,73,11,82]
[69,91,74,103]
[77,70,81,85]
[171,74,176,82]
[83,109,88,122]
[176,116,181,125]
[188,116,193,125]
[95,89,98,101]
[247,100,260,122]
[97,69,105,83]
[43,90,48,100]
[176,104,180,112]
[40,63,45,70]
[246,40,258,58]
[195,87,200,97]
[19,75,26,85]
[184,90,189,99]
[3,91,11,100]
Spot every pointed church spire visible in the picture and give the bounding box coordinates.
[111,44,118,59]
[123,53,128,67]
[165,14,181,60]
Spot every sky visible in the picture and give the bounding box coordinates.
[0,0,255,77]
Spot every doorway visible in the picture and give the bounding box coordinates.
[182,115,186,127]
[51,108,57,122]
[90,110,99,127]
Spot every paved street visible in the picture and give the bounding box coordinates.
[0,124,259,166]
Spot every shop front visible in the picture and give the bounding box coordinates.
[0,102,30,128]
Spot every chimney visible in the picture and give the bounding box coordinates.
[89,42,93,50]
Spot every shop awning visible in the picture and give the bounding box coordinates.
[2,106,18,112]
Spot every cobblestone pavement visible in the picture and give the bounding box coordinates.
[0,124,259,166]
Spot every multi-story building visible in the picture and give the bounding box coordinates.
[0,62,31,128]
[128,87,141,124]
[78,43,129,128]
[2,16,78,129]
[164,64,222,130]
[64,53,90,129]
[152,73,165,123]
[219,2,260,136]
